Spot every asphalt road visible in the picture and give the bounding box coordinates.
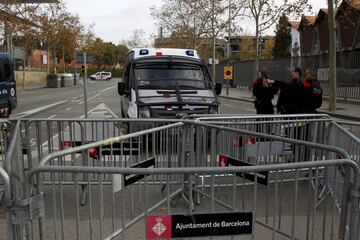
[12,79,256,119]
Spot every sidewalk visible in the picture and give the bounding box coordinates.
[16,83,47,91]
[220,87,360,121]
[16,80,88,92]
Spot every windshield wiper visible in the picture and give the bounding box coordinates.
[177,85,204,90]
[138,85,175,89]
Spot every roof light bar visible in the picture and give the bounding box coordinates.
[139,49,149,55]
[186,50,194,56]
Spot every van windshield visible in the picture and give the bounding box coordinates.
[134,63,210,90]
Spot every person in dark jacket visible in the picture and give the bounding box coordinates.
[253,70,278,114]
[302,69,323,113]
[267,67,304,114]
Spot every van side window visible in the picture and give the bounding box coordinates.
[0,60,5,82]
[4,62,11,80]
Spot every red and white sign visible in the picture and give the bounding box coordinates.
[232,135,256,148]
[219,155,229,167]
[146,215,172,239]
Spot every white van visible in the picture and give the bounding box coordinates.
[90,71,112,80]
[118,48,221,119]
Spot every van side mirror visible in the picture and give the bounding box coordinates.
[215,83,222,96]
[118,82,128,96]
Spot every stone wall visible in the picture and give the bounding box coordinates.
[14,71,47,88]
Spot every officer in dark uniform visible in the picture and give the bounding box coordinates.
[302,69,323,113]
[267,67,304,114]
[252,70,278,114]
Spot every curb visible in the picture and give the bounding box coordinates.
[220,95,360,121]
[322,96,360,106]
[317,110,360,121]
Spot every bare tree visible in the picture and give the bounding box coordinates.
[152,0,247,81]
[328,0,337,111]
[121,29,149,49]
[246,0,311,77]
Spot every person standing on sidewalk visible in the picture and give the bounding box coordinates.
[267,67,304,114]
[252,70,278,114]
[302,69,323,113]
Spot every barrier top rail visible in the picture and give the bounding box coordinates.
[11,118,187,123]
[10,114,330,123]
[38,122,184,167]
[25,159,360,184]
[331,121,360,145]
[195,118,334,125]
[35,119,351,168]
[337,120,360,127]
[190,113,330,120]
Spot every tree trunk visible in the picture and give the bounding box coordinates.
[212,35,216,83]
[328,0,337,111]
[254,18,260,80]
[63,46,66,73]
[47,46,50,75]
[211,0,216,83]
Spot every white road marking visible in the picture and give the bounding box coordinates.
[65,107,72,111]
[83,103,119,118]
[79,86,114,104]
[11,100,69,118]
[48,115,57,119]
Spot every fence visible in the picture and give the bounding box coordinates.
[0,116,359,239]
[215,52,360,100]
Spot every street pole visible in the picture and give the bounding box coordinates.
[328,0,337,111]
[226,0,231,96]
[83,52,88,118]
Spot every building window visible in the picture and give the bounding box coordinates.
[336,28,341,51]
[313,29,320,54]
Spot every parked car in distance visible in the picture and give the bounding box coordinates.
[90,71,112,80]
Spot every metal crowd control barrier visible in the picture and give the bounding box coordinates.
[0,119,11,168]
[337,120,360,138]
[1,116,359,240]
[192,115,360,224]
[21,161,360,240]
[0,119,11,215]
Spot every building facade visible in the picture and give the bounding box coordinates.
[289,21,301,57]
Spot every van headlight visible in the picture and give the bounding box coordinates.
[209,106,218,114]
[139,106,151,118]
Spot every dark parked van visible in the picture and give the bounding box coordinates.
[0,53,17,118]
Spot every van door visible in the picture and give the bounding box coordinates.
[0,59,16,117]
[0,60,7,110]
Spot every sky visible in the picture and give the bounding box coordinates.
[63,0,328,43]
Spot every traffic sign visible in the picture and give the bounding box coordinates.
[76,52,93,64]
[224,66,233,80]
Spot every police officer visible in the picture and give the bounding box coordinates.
[266,67,304,114]
[253,70,278,114]
[302,69,322,113]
